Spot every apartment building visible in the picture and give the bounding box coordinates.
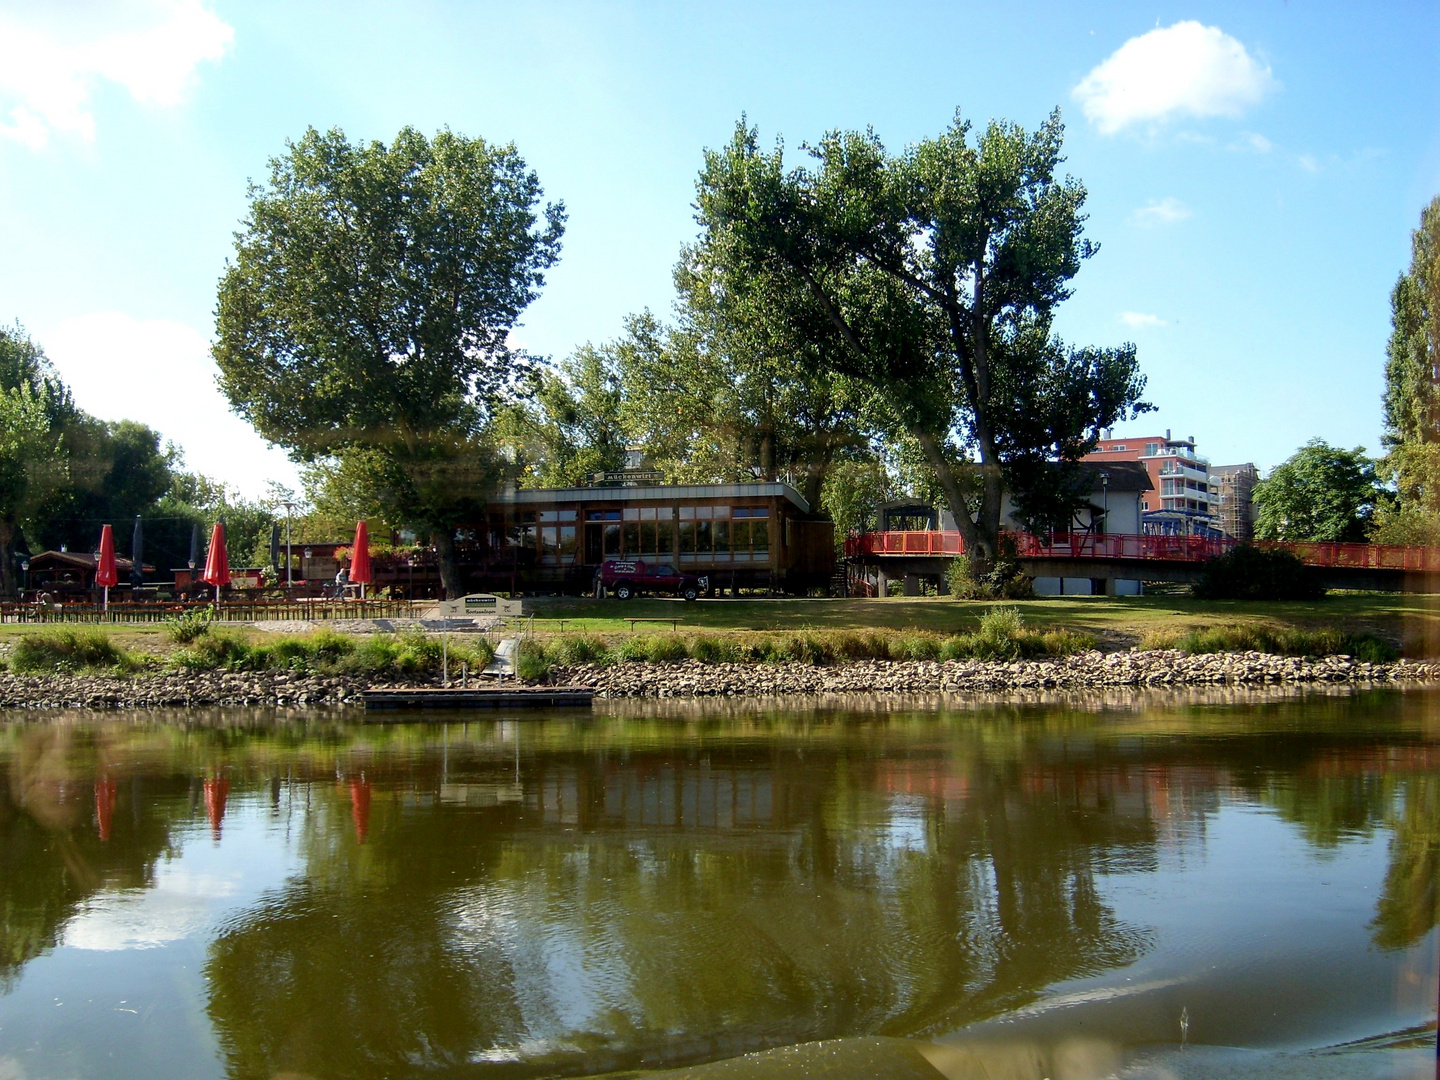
[1083,430,1221,537]
[1211,463,1260,541]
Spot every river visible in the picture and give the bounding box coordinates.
[1,687,1436,1079]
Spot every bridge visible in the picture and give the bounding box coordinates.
[845,531,1440,593]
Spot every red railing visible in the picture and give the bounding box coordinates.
[845,531,1440,572]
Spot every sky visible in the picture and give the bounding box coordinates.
[1,0,1437,498]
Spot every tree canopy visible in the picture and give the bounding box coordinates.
[693,110,1149,563]
[214,125,565,595]
[1253,440,1379,543]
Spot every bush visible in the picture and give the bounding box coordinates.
[515,638,551,681]
[164,606,215,644]
[9,629,137,673]
[1193,546,1324,601]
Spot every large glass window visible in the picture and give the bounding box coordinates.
[713,520,730,557]
[696,520,712,552]
[751,520,769,557]
[623,522,640,553]
[604,523,620,556]
[679,521,696,554]
[657,519,674,556]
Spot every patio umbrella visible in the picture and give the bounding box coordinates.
[95,524,118,610]
[204,776,229,841]
[350,520,372,599]
[131,516,144,589]
[349,776,372,844]
[202,520,231,603]
[269,523,281,579]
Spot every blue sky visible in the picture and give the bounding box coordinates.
[1,1,1437,497]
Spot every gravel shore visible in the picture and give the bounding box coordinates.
[1,649,1437,710]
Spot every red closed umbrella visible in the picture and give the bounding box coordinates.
[202,520,230,603]
[350,520,372,599]
[95,524,118,610]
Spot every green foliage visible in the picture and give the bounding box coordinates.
[1141,623,1398,663]
[166,628,492,676]
[164,605,216,644]
[214,125,565,594]
[1253,440,1380,543]
[1382,196,1440,452]
[694,110,1150,566]
[9,629,138,673]
[945,550,1033,600]
[525,618,1094,673]
[1194,545,1325,601]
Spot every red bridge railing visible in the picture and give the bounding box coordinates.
[845,531,1440,572]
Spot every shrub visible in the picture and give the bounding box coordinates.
[164,606,215,644]
[547,634,611,666]
[515,638,551,681]
[888,633,942,661]
[9,629,136,673]
[1193,546,1324,601]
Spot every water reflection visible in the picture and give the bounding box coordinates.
[0,689,1435,1079]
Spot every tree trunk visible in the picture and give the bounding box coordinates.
[909,427,1002,573]
[0,520,13,599]
[800,441,835,512]
[432,528,462,600]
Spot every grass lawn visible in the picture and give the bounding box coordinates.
[515,592,1440,652]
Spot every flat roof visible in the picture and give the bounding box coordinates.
[496,481,811,514]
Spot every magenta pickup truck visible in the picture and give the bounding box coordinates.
[598,559,708,601]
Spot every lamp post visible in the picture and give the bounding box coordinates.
[1099,471,1110,534]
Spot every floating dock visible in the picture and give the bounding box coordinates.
[362,685,594,710]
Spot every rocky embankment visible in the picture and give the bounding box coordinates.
[0,670,371,710]
[3,649,1434,710]
[557,650,1440,698]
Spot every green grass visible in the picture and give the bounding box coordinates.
[6,628,142,674]
[1140,623,1399,663]
[511,610,1101,681]
[517,593,1434,653]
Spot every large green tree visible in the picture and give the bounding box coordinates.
[0,324,70,597]
[214,126,565,596]
[1253,440,1379,543]
[694,110,1149,566]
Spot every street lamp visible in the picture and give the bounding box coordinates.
[280,500,298,588]
[1099,471,1110,533]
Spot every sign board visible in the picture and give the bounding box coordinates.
[435,592,522,619]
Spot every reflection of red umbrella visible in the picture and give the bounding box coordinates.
[202,520,230,602]
[95,524,118,610]
[95,778,118,842]
[349,777,372,843]
[204,776,229,840]
[350,520,372,599]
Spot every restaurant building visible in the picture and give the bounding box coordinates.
[468,481,835,594]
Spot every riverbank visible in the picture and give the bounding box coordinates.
[2,649,1437,709]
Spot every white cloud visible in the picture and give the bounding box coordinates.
[1130,197,1191,227]
[1237,131,1272,153]
[1297,154,1320,173]
[43,312,301,498]
[1073,21,1276,134]
[1118,311,1167,328]
[0,0,232,149]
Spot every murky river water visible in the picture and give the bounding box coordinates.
[0,688,1436,1079]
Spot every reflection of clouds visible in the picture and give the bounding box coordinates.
[883,794,929,853]
[449,878,637,1053]
[62,869,239,951]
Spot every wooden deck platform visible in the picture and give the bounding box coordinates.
[362,685,594,710]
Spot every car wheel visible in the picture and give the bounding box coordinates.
[614,582,634,601]
[681,586,699,602]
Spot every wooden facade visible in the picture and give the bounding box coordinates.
[465,482,835,594]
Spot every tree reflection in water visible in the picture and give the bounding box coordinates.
[0,690,1434,1079]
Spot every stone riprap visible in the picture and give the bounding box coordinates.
[1,650,1436,710]
[556,650,1440,698]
